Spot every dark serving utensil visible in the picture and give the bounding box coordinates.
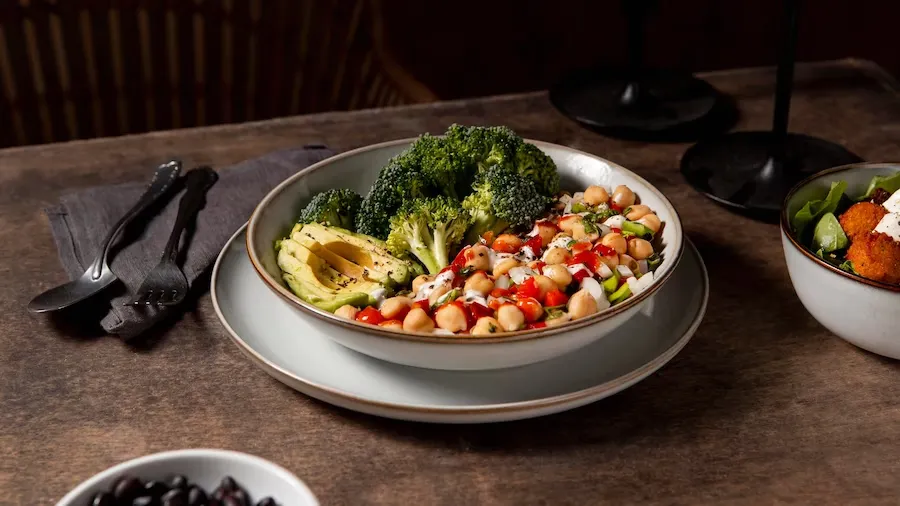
[27,160,182,313]
[126,166,219,307]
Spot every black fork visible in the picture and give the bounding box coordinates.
[127,167,219,307]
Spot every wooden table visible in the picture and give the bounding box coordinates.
[3,59,900,505]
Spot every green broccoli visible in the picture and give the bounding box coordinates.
[515,142,560,196]
[445,124,522,173]
[297,189,362,229]
[407,133,474,200]
[461,164,549,244]
[386,196,471,275]
[355,155,433,239]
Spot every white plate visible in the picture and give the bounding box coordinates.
[212,226,709,424]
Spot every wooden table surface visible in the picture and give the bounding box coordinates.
[3,59,900,505]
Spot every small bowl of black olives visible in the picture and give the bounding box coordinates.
[55,449,318,506]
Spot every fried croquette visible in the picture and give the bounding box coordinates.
[839,202,887,241]
[845,231,900,285]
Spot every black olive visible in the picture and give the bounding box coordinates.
[230,489,249,506]
[144,481,170,499]
[186,485,208,506]
[113,476,144,503]
[221,497,242,506]
[161,488,188,506]
[211,486,227,501]
[89,492,115,506]
[167,475,189,491]
[131,496,157,506]
[219,476,237,493]
[255,499,278,506]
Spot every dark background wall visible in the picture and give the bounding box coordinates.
[380,0,900,99]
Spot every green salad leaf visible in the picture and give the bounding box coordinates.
[863,172,900,199]
[812,212,848,253]
[791,180,847,238]
[839,260,856,275]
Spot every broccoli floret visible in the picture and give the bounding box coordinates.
[462,164,549,244]
[298,189,362,229]
[515,142,560,196]
[407,133,474,200]
[386,196,471,275]
[356,155,433,239]
[445,124,522,173]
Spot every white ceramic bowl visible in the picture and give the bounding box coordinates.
[781,163,900,359]
[56,449,318,506]
[246,138,685,371]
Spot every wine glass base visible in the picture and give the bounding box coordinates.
[550,67,734,141]
[680,131,864,222]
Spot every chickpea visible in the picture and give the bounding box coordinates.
[546,312,572,327]
[611,185,636,209]
[558,214,583,234]
[380,296,412,320]
[493,233,523,252]
[531,275,557,300]
[583,185,610,206]
[542,264,573,288]
[535,222,558,247]
[471,316,504,336]
[464,244,491,271]
[403,307,435,333]
[427,283,451,307]
[637,213,661,234]
[568,289,599,319]
[412,274,433,292]
[464,271,494,295]
[435,303,468,332]
[627,238,654,260]
[619,254,639,272]
[493,257,520,277]
[625,204,652,221]
[543,247,571,265]
[599,253,620,269]
[335,305,359,320]
[378,320,404,331]
[497,304,526,331]
[600,232,627,255]
[571,222,599,242]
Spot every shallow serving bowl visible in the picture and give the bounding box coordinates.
[56,449,318,506]
[781,162,900,359]
[246,138,684,370]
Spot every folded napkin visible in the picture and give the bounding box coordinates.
[45,145,334,339]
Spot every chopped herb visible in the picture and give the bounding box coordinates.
[458,266,475,277]
[621,230,635,238]
[488,323,497,333]
[582,220,598,235]
[571,202,589,213]
[544,306,566,319]
[566,239,577,248]
[839,260,856,274]
[647,253,662,272]
[622,206,632,217]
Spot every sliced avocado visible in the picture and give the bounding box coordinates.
[279,239,383,295]
[292,233,369,281]
[609,283,632,305]
[295,223,411,286]
[277,247,376,312]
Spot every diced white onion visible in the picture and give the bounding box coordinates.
[560,194,574,214]
[490,252,512,269]
[494,274,511,289]
[527,223,541,237]
[596,263,614,279]
[627,271,655,295]
[566,263,591,277]
[371,287,388,307]
[508,266,536,284]
[616,265,634,278]
[581,277,607,306]
[597,224,611,237]
[572,191,585,202]
[603,215,626,229]
[463,291,488,307]
[548,235,574,251]
[433,329,455,335]
[435,270,455,285]
[518,246,537,262]
[637,260,649,274]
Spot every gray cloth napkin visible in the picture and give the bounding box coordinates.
[45,145,334,339]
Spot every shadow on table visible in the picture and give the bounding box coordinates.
[315,230,819,452]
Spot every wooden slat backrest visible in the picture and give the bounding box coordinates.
[0,0,436,148]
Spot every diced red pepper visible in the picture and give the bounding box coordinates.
[488,297,505,311]
[516,297,543,322]
[610,203,623,212]
[469,302,493,320]
[451,301,476,329]
[481,230,495,246]
[531,261,546,274]
[610,227,622,234]
[412,299,431,315]
[572,268,592,282]
[356,307,384,325]
[571,241,592,254]
[536,219,559,232]
[568,251,602,273]
[619,276,630,288]
[524,234,543,256]
[516,277,541,300]
[525,322,547,330]
[450,246,471,269]
[490,287,511,298]
[593,243,616,257]
[544,289,569,307]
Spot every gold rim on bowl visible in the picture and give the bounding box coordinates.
[246,138,687,343]
[780,162,900,293]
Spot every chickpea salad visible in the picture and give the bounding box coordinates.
[275,124,665,336]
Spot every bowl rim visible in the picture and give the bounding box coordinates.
[780,161,900,293]
[246,137,686,344]
[55,448,319,506]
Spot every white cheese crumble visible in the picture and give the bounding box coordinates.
[603,215,626,229]
[883,188,900,213]
[508,266,536,284]
[874,212,900,242]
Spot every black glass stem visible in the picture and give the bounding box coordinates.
[549,0,734,142]
[680,0,862,222]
